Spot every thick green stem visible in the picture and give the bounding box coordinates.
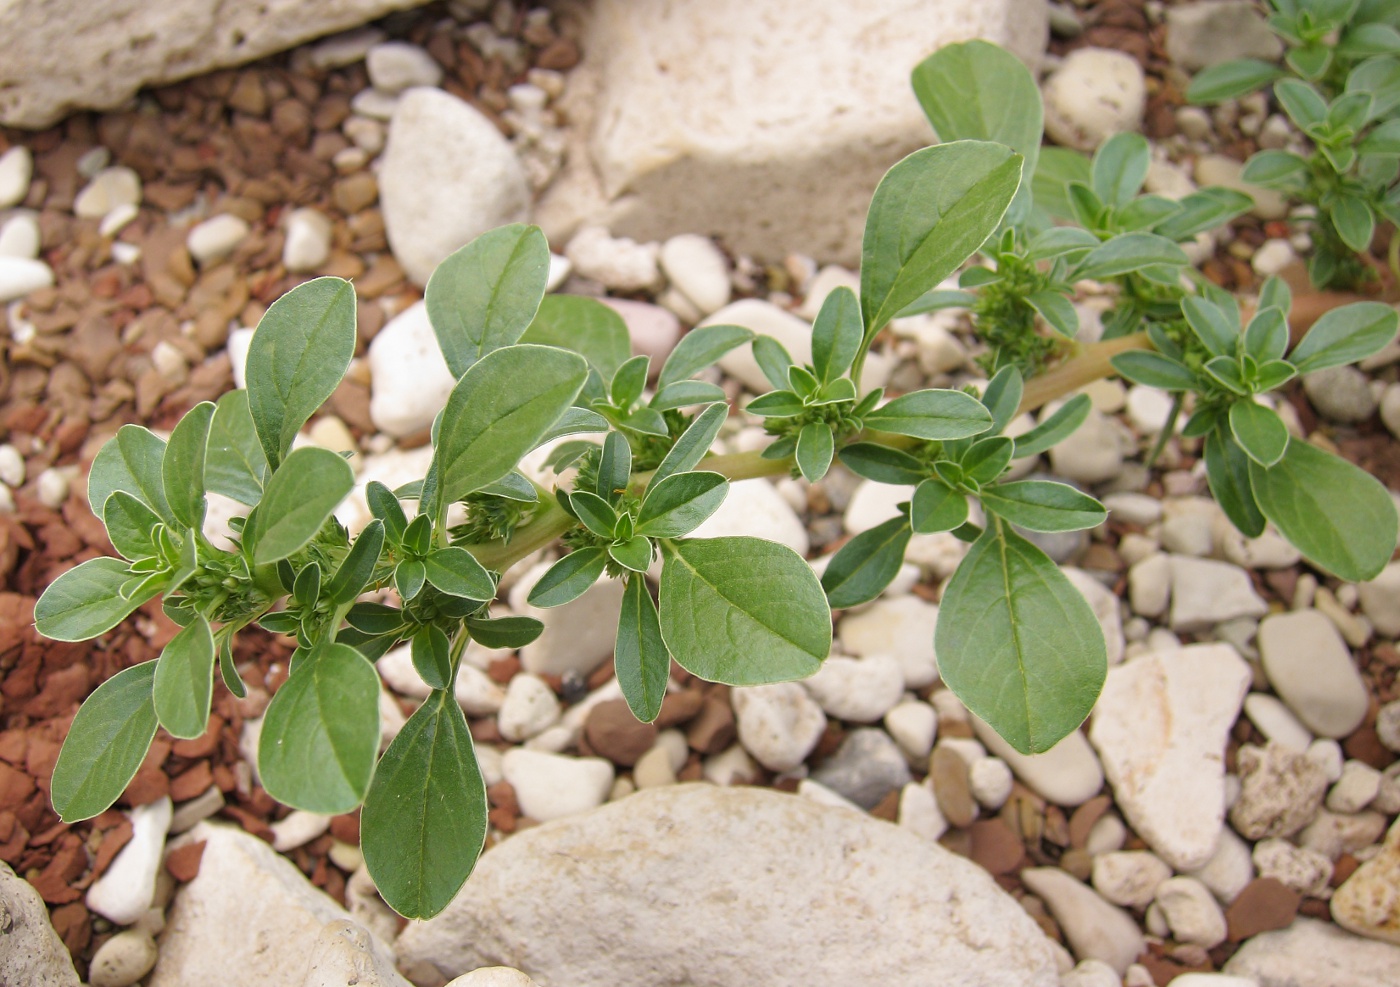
[1017,333,1151,416]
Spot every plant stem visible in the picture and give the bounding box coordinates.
[1017,333,1151,416]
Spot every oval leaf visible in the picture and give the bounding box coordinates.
[50,661,158,822]
[863,389,994,440]
[911,477,970,533]
[659,537,830,685]
[637,471,729,538]
[526,547,608,608]
[821,516,913,609]
[88,425,172,523]
[412,625,453,691]
[650,403,728,486]
[152,615,215,740]
[103,491,162,561]
[658,324,755,388]
[935,522,1107,755]
[1289,301,1399,373]
[616,574,670,723]
[206,390,269,506]
[980,480,1107,533]
[521,294,631,382]
[1229,400,1290,468]
[161,401,216,531]
[258,643,381,814]
[248,447,355,565]
[35,557,155,642]
[423,546,497,601]
[362,689,487,919]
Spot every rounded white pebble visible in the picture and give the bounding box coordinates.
[35,467,70,508]
[186,214,250,266]
[88,929,158,987]
[968,757,1014,809]
[497,673,561,742]
[0,444,24,487]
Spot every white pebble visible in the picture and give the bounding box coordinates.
[898,781,948,842]
[35,466,70,508]
[501,749,614,822]
[0,444,24,487]
[1155,876,1227,947]
[968,756,1013,809]
[88,929,158,987]
[660,233,731,315]
[564,225,660,291]
[884,700,937,761]
[1306,738,1345,783]
[497,673,561,742]
[1252,238,1296,277]
[367,42,444,93]
[186,214,250,266]
[99,203,140,237]
[802,654,904,723]
[732,683,826,773]
[270,810,331,851]
[282,207,332,273]
[0,256,54,302]
[0,146,33,208]
[1092,851,1172,909]
[632,744,677,788]
[0,212,40,259]
[74,166,141,219]
[1327,760,1382,813]
[87,798,173,925]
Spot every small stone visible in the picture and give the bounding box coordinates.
[1160,511,1214,557]
[1224,917,1400,986]
[1304,365,1377,423]
[512,568,625,678]
[1195,153,1290,220]
[1092,851,1173,908]
[803,654,904,723]
[1243,692,1313,751]
[1168,556,1268,632]
[1021,867,1146,974]
[1329,760,1383,814]
[1252,838,1335,897]
[928,744,978,828]
[660,234,731,315]
[632,744,677,789]
[497,674,561,742]
[1041,48,1146,152]
[1225,877,1301,940]
[186,214,250,266]
[1166,0,1283,70]
[1060,960,1120,987]
[1128,553,1171,618]
[1359,561,1400,638]
[270,810,331,852]
[88,798,173,925]
[88,930,158,987]
[1307,738,1346,783]
[598,297,681,364]
[702,744,758,786]
[0,212,40,258]
[366,301,457,438]
[1186,827,1256,904]
[1252,238,1297,277]
[837,595,941,689]
[565,225,660,290]
[0,146,32,209]
[1048,408,1125,483]
[35,467,70,509]
[968,757,1014,810]
[0,256,54,302]
[898,780,949,842]
[366,42,444,93]
[310,28,385,70]
[973,718,1105,807]
[1259,609,1368,738]
[687,477,809,555]
[74,166,141,219]
[500,749,613,822]
[1298,809,1387,861]
[1331,819,1400,944]
[283,208,333,273]
[810,728,911,809]
[1156,876,1228,948]
[0,444,24,487]
[1230,743,1329,840]
[1378,700,1400,752]
[731,683,826,772]
[444,969,540,987]
[883,700,936,762]
[584,699,658,766]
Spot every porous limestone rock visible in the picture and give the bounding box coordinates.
[396,785,1061,986]
[0,862,80,986]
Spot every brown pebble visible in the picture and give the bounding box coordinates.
[685,694,736,755]
[332,173,378,214]
[535,38,580,71]
[868,788,901,822]
[1226,877,1302,941]
[1068,795,1112,849]
[164,840,206,882]
[1059,848,1094,882]
[584,699,657,767]
[654,689,704,729]
[930,746,977,828]
[968,818,1025,875]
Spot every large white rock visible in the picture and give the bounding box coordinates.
[536,0,1047,266]
[1258,609,1369,738]
[1223,917,1400,986]
[0,0,424,128]
[300,919,412,987]
[367,300,457,438]
[379,88,531,285]
[1089,643,1251,870]
[397,785,1061,986]
[0,861,80,986]
[148,822,399,986]
[1020,867,1144,975]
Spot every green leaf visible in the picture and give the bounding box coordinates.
[981,480,1107,532]
[910,41,1042,223]
[810,287,864,385]
[569,490,619,539]
[1067,182,1106,230]
[1349,55,1400,119]
[615,575,670,722]
[1013,394,1091,459]
[87,425,172,523]
[1117,195,1183,233]
[1242,149,1311,187]
[821,516,912,608]
[464,615,543,649]
[396,558,426,601]
[258,643,381,814]
[962,436,1014,485]
[650,380,727,411]
[412,625,453,691]
[402,514,432,558]
[1111,350,1200,391]
[981,365,1024,433]
[50,661,158,821]
[893,288,978,318]
[1244,307,1290,364]
[1027,290,1078,338]
[637,471,728,538]
[863,388,994,440]
[362,688,487,919]
[650,402,727,486]
[608,536,654,573]
[431,345,588,514]
[861,141,1022,332]
[610,355,651,411]
[1249,438,1397,580]
[1183,295,1239,357]
[658,324,754,388]
[911,477,970,533]
[795,423,835,482]
[1287,43,1333,80]
[220,636,247,699]
[1229,400,1290,468]
[247,447,354,565]
[1275,79,1329,130]
[1332,195,1377,253]
[424,546,497,601]
[1032,146,1093,220]
[1290,301,1399,372]
[35,557,156,642]
[1204,356,1250,394]
[1092,132,1151,209]
[1152,187,1254,242]
[521,294,631,382]
[345,602,406,636]
[527,547,608,608]
[659,537,831,684]
[935,522,1106,754]
[366,482,408,545]
[1205,428,1267,538]
[1026,227,1101,262]
[745,391,806,417]
[326,520,386,605]
[1360,117,1400,154]
[1187,59,1285,103]
[245,277,356,469]
[538,408,610,446]
[427,224,549,377]
[159,401,216,531]
[152,615,215,740]
[102,492,161,561]
[597,431,632,504]
[838,442,927,484]
[1070,233,1189,282]
[206,390,269,506]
